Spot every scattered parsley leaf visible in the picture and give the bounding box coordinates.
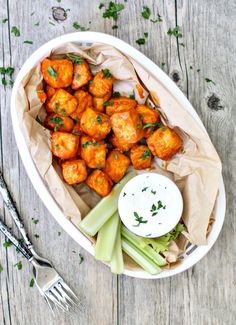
[102,2,125,21]
[1,77,7,86]
[167,26,182,38]
[66,53,83,64]
[141,149,151,159]
[136,124,141,129]
[34,234,40,239]
[142,187,148,192]
[2,18,8,23]
[99,3,104,9]
[190,66,193,70]
[161,62,165,67]
[205,78,216,85]
[141,6,151,20]
[197,69,200,72]
[82,141,99,148]
[179,43,185,47]
[29,278,35,287]
[104,101,114,107]
[151,14,163,23]
[53,102,59,112]
[16,239,24,253]
[161,127,167,131]
[14,261,22,270]
[112,91,120,98]
[31,12,35,16]
[113,152,119,160]
[143,122,161,129]
[11,26,20,37]
[136,38,145,45]
[47,66,57,78]
[3,240,12,248]
[58,231,61,236]
[144,32,148,38]
[151,189,156,195]
[23,40,33,44]
[129,90,135,99]
[79,253,84,264]
[50,116,64,126]
[112,25,118,30]
[123,192,126,197]
[94,115,103,124]
[101,68,113,79]
[0,264,3,273]
[73,22,89,31]
[34,22,40,26]
[133,211,148,227]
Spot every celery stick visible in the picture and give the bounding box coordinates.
[95,211,120,262]
[79,172,136,236]
[121,226,167,267]
[110,221,124,274]
[121,237,162,275]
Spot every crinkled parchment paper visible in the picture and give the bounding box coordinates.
[14,42,222,268]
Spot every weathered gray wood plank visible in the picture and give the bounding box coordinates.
[0,1,235,325]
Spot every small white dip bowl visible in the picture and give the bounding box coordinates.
[118,173,183,238]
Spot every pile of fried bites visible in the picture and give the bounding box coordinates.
[38,54,183,197]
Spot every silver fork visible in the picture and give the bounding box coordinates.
[0,172,81,315]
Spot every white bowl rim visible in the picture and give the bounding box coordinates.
[10,32,226,279]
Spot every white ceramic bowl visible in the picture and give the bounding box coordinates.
[11,32,226,279]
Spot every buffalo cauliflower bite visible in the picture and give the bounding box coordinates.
[89,69,113,98]
[41,58,73,88]
[110,134,135,152]
[46,89,78,116]
[86,170,113,197]
[130,145,152,170]
[51,132,80,159]
[71,59,92,89]
[80,108,111,140]
[93,90,112,112]
[45,114,74,132]
[104,150,130,183]
[71,90,93,120]
[105,97,137,116]
[45,85,56,99]
[62,159,87,185]
[147,127,183,160]
[110,108,144,144]
[80,135,107,169]
[136,105,160,125]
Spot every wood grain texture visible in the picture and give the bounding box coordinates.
[0,0,235,325]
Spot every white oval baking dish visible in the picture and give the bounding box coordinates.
[11,32,226,279]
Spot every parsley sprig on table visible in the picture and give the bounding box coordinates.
[73,22,90,31]
[11,26,20,37]
[0,66,14,87]
[102,2,125,21]
[141,6,162,23]
[167,26,182,38]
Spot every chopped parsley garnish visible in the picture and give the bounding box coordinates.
[60,109,66,115]
[123,192,126,197]
[29,278,35,287]
[161,62,165,67]
[141,149,151,159]
[82,141,99,148]
[151,14,163,23]
[113,152,119,160]
[136,124,141,129]
[14,261,22,270]
[32,218,39,224]
[129,90,135,99]
[53,102,59,112]
[66,53,83,64]
[11,26,20,37]
[141,6,151,19]
[102,2,125,21]
[167,26,182,38]
[34,22,40,26]
[23,40,33,44]
[151,189,156,195]
[136,38,145,45]
[104,101,114,107]
[99,3,104,9]
[3,240,13,248]
[0,66,15,86]
[142,187,148,192]
[112,91,120,98]
[133,212,148,227]
[94,115,103,124]
[73,22,89,31]
[34,234,40,239]
[47,66,57,78]
[143,122,161,129]
[161,127,167,131]
[50,116,64,126]
[102,68,113,79]
[0,264,3,273]
[197,69,201,72]
[144,32,148,38]
[79,253,84,264]
[112,25,118,29]
[205,78,216,85]
[150,200,166,216]
[2,18,8,23]
[2,78,7,86]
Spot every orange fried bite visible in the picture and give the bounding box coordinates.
[80,108,111,140]
[45,85,56,99]
[51,132,80,159]
[130,145,152,170]
[62,159,87,185]
[46,89,78,116]
[147,127,183,160]
[104,150,130,183]
[41,58,73,88]
[93,90,112,112]
[89,70,113,98]
[45,114,74,132]
[136,105,159,125]
[110,134,135,152]
[71,90,93,120]
[110,108,144,144]
[71,59,92,90]
[86,170,113,197]
[80,135,107,169]
[105,97,137,116]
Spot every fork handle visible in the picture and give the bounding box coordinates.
[0,172,33,250]
[0,218,33,260]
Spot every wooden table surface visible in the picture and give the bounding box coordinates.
[0,1,235,324]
